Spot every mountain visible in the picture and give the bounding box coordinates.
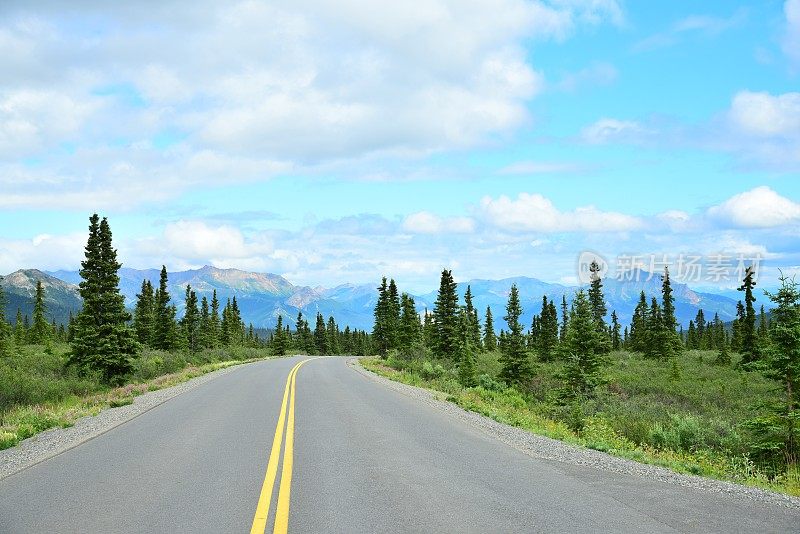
[14,265,742,332]
[0,270,83,326]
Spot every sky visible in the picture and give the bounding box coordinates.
[1,0,799,293]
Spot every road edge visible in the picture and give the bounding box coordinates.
[0,359,264,481]
[348,357,800,511]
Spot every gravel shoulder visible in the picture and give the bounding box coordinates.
[0,361,255,481]
[350,357,800,511]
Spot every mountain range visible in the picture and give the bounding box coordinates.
[0,266,744,332]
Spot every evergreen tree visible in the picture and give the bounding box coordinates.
[29,280,50,344]
[559,295,569,343]
[198,296,211,349]
[629,291,649,353]
[714,335,731,366]
[422,309,436,350]
[272,315,287,356]
[181,285,200,353]
[756,275,800,467]
[152,266,177,350]
[432,269,460,360]
[327,316,340,354]
[695,309,707,349]
[536,295,559,361]
[738,265,760,365]
[758,305,770,347]
[463,285,482,350]
[644,297,663,359]
[132,280,155,346]
[587,261,608,326]
[209,290,221,348]
[483,306,496,350]
[610,310,621,351]
[387,279,401,350]
[457,310,477,387]
[686,320,697,350]
[499,284,532,384]
[372,278,391,356]
[399,293,421,354]
[562,289,608,397]
[68,214,136,382]
[659,267,682,357]
[314,313,328,354]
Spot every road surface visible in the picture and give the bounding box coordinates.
[1,356,798,533]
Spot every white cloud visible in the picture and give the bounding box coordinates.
[707,186,800,228]
[402,211,475,234]
[580,118,648,144]
[785,0,800,68]
[555,62,617,92]
[0,233,86,273]
[478,192,642,232]
[729,91,800,137]
[0,0,625,208]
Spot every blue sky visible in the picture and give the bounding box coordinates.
[1,0,799,292]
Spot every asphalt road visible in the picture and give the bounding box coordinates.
[1,356,798,533]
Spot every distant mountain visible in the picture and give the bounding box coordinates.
[0,270,83,326]
[2,265,742,332]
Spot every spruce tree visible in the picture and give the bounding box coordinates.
[29,280,50,344]
[610,310,621,351]
[387,279,401,350]
[562,290,607,397]
[68,214,136,382]
[209,290,221,348]
[559,295,569,343]
[464,285,482,350]
[738,265,760,365]
[399,293,421,354]
[272,315,287,356]
[372,278,391,356]
[536,296,559,361]
[327,316,340,354]
[181,285,200,353]
[198,296,211,349]
[758,305,770,347]
[314,313,328,355]
[483,306,496,351]
[133,280,155,347]
[629,291,649,353]
[0,282,12,356]
[433,269,460,360]
[731,301,745,353]
[695,309,707,349]
[422,309,436,350]
[587,261,607,326]
[659,266,682,357]
[644,297,663,359]
[457,310,477,387]
[499,284,532,384]
[152,266,176,350]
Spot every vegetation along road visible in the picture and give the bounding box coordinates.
[1,355,798,533]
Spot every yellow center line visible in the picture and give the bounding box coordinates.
[272,360,299,534]
[250,357,316,534]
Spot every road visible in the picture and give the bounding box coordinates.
[1,356,798,533]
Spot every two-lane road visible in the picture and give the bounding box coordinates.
[1,356,798,533]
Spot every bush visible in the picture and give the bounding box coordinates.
[477,373,507,392]
[421,361,446,380]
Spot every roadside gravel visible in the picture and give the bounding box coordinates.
[0,362,251,481]
[350,358,800,510]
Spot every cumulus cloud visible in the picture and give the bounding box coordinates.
[707,186,800,228]
[402,212,475,234]
[478,192,642,232]
[0,233,86,274]
[0,0,624,208]
[729,91,800,137]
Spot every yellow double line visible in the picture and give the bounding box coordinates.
[250,358,315,534]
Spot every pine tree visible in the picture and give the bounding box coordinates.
[643,297,663,359]
[372,277,391,356]
[152,266,176,350]
[629,291,649,353]
[757,275,800,467]
[536,296,559,361]
[588,261,608,326]
[738,265,760,365]
[562,290,607,397]
[399,293,421,355]
[433,269,460,360]
[209,290,221,348]
[559,295,569,343]
[181,285,200,353]
[758,305,770,347]
[422,308,436,350]
[499,284,532,384]
[387,279,401,350]
[457,310,477,387]
[29,280,50,344]
[68,214,136,382]
[198,296,211,349]
[695,309,707,349]
[483,306,496,350]
[686,320,697,350]
[327,316,340,354]
[133,280,155,346]
[659,266,682,357]
[610,310,621,351]
[314,313,328,355]
[272,315,287,356]
[464,285,482,350]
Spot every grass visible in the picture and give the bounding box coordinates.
[362,350,800,497]
[0,343,273,451]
